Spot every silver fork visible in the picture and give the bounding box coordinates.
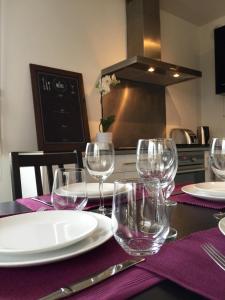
[202,243,225,271]
[31,197,53,207]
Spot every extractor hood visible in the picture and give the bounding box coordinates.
[101,0,202,86]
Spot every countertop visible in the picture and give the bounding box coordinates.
[115,144,209,155]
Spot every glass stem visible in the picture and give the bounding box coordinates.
[98,178,105,214]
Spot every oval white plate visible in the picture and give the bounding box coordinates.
[219,217,225,236]
[58,183,115,199]
[0,212,112,267]
[194,182,225,196]
[0,210,98,255]
[182,183,225,202]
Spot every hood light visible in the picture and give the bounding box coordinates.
[148,67,155,72]
[173,73,180,78]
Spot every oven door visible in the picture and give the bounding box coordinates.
[175,164,205,184]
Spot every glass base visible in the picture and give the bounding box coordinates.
[166,227,177,240]
[91,207,112,217]
[213,212,225,220]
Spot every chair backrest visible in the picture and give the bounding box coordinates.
[10,151,83,200]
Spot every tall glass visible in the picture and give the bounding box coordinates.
[51,167,87,210]
[85,142,115,214]
[112,178,169,256]
[136,138,178,238]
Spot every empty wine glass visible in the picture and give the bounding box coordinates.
[136,138,178,238]
[85,142,115,215]
[112,178,169,256]
[210,138,225,180]
[51,167,88,210]
[210,138,225,219]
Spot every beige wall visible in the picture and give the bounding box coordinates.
[0,0,214,201]
[160,11,201,137]
[0,0,126,201]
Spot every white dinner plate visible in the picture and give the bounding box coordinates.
[193,182,225,196]
[58,182,127,200]
[58,182,115,199]
[219,217,225,236]
[0,212,112,267]
[182,183,225,202]
[0,210,98,255]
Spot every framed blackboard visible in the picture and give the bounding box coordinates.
[30,64,90,152]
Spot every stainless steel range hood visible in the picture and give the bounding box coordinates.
[102,0,201,86]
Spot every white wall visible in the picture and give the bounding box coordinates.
[199,16,225,138]
[160,11,201,137]
[0,0,126,201]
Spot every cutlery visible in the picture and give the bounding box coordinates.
[202,243,225,271]
[39,258,145,300]
[31,197,53,207]
[171,191,184,196]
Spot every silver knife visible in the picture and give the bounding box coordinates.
[39,258,145,300]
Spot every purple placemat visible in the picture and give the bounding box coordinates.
[0,238,162,300]
[137,227,225,300]
[171,192,225,209]
[171,183,225,209]
[16,196,53,211]
[16,196,111,212]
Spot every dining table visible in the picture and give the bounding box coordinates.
[0,184,224,300]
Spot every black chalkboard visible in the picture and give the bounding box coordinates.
[30,64,90,151]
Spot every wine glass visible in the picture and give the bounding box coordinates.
[210,138,225,219]
[85,142,115,215]
[51,167,88,210]
[210,138,225,180]
[136,138,178,238]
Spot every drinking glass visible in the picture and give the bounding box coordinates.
[112,178,169,256]
[51,167,87,210]
[85,142,115,214]
[136,138,178,238]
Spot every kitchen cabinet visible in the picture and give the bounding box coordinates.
[83,147,210,184]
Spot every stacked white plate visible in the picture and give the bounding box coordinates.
[0,210,113,267]
[57,182,127,200]
[57,183,115,200]
[182,182,225,202]
[219,217,225,235]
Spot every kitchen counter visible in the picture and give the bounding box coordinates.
[115,144,209,155]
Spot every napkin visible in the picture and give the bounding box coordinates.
[137,227,225,300]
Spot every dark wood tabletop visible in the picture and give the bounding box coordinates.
[0,201,31,217]
[0,200,219,299]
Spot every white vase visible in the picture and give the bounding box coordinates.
[96,132,112,143]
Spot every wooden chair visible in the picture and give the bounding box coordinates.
[10,151,83,200]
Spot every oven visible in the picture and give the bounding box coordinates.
[175,150,206,184]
